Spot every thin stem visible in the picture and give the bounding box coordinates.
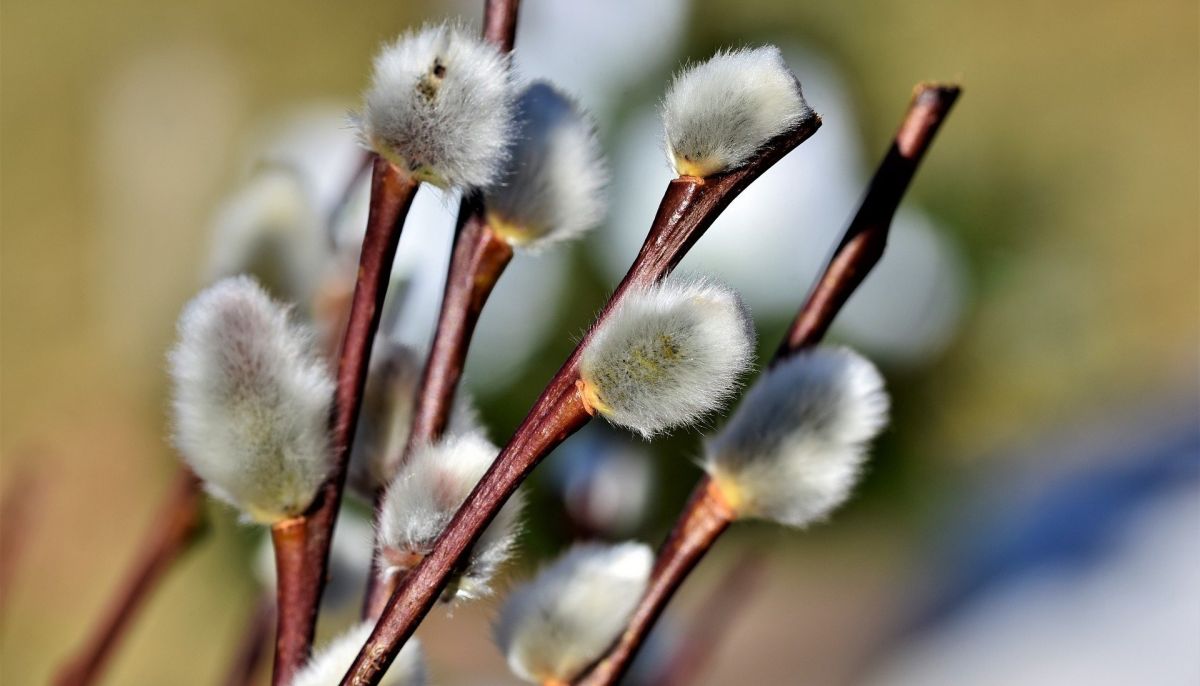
[577,83,960,686]
[277,157,418,677]
[363,200,513,620]
[482,0,521,51]
[341,119,820,686]
[778,83,961,358]
[53,471,206,686]
[576,480,733,686]
[271,516,311,686]
[223,592,275,686]
[652,554,765,686]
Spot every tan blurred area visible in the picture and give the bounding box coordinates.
[1,0,1197,684]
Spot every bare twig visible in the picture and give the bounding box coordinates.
[53,471,206,686]
[271,516,311,685]
[576,83,960,686]
[222,592,275,686]
[276,156,418,677]
[654,554,766,686]
[341,118,821,685]
[482,0,521,51]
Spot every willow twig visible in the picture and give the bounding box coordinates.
[53,471,206,686]
[341,117,821,686]
[576,83,960,686]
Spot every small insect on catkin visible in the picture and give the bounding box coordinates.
[578,276,756,438]
[662,45,813,178]
[360,22,515,189]
[495,542,653,685]
[291,621,426,686]
[347,338,478,497]
[485,82,609,251]
[377,432,523,602]
[704,347,890,528]
[170,276,334,525]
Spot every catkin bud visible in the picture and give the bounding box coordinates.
[347,338,478,497]
[291,621,426,686]
[377,432,523,602]
[485,82,608,251]
[494,542,653,684]
[705,347,889,528]
[360,23,515,189]
[662,45,813,178]
[579,276,756,438]
[169,276,333,524]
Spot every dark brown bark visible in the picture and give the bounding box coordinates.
[577,83,960,686]
[277,157,417,678]
[340,117,821,686]
[53,471,205,686]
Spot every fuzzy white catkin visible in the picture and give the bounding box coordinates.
[291,621,426,686]
[360,23,514,189]
[705,347,889,528]
[170,276,334,524]
[205,165,326,307]
[579,276,756,438]
[494,542,653,684]
[347,338,478,497]
[377,432,523,602]
[485,82,608,250]
[662,45,812,178]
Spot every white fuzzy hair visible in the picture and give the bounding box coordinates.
[494,542,652,684]
[205,165,326,307]
[360,23,514,189]
[377,432,524,602]
[579,276,756,438]
[662,45,813,178]
[169,276,333,524]
[347,338,478,498]
[485,82,608,251]
[705,347,889,528]
[291,621,425,686]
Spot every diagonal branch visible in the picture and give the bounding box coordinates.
[341,117,821,686]
[577,82,960,686]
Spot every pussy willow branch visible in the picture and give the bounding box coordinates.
[342,118,821,685]
[53,471,206,686]
[363,199,513,619]
[576,83,961,686]
[653,554,766,686]
[270,516,311,685]
[222,592,275,686]
[273,157,417,680]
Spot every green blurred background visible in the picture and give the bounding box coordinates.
[2,0,1197,684]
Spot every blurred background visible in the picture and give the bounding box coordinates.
[2,0,1197,683]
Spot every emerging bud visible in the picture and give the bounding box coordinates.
[705,347,889,528]
[347,338,478,497]
[494,542,653,684]
[360,23,515,189]
[485,82,609,251]
[169,276,334,524]
[291,621,426,686]
[205,165,326,307]
[662,45,813,178]
[377,432,523,602]
[578,276,756,438]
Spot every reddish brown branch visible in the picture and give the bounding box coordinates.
[223,592,275,686]
[271,516,312,685]
[53,471,206,686]
[482,0,521,52]
[653,554,766,686]
[779,83,960,357]
[577,83,960,686]
[276,157,418,677]
[363,200,513,619]
[341,118,821,685]
[577,481,733,686]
